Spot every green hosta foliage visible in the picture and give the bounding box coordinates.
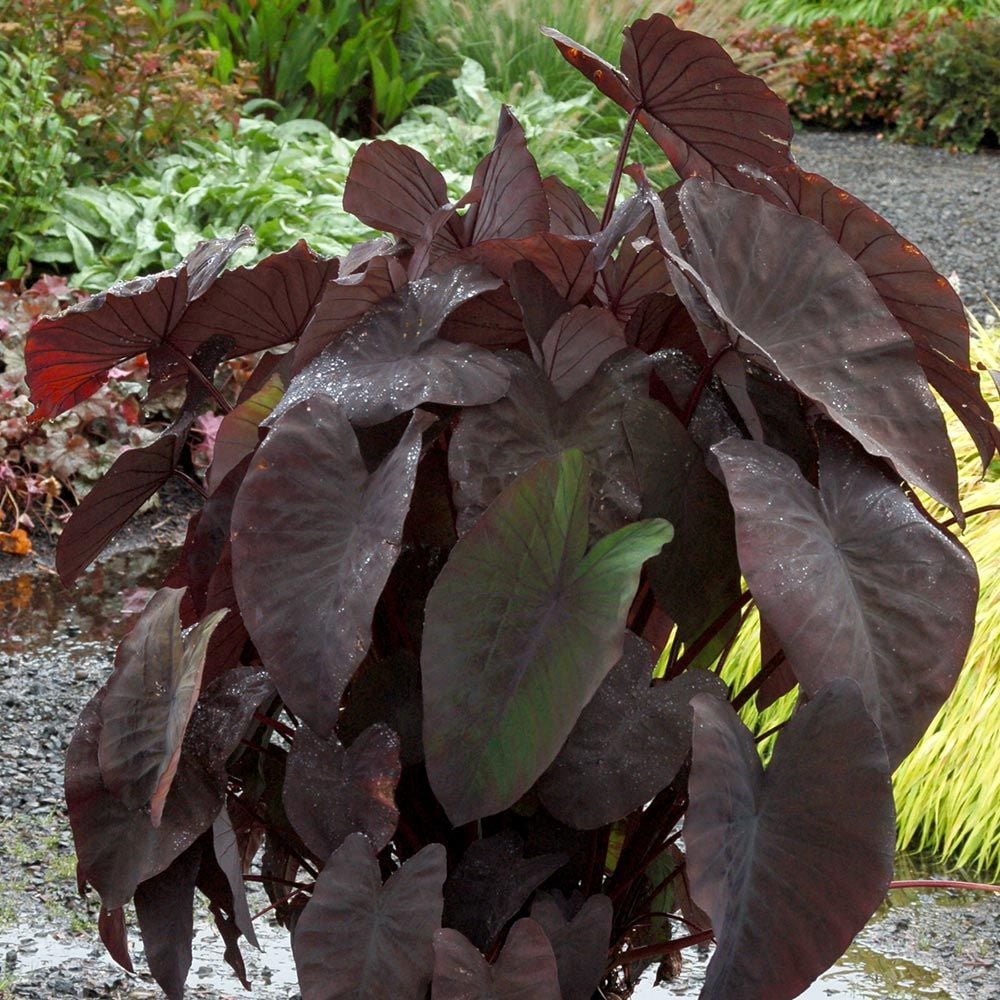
[25,12,994,1000]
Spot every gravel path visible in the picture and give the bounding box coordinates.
[0,129,997,998]
[790,128,999,322]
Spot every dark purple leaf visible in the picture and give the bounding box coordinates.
[423,450,672,824]
[624,398,740,651]
[542,305,627,399]
[529,892,613,1000]
[714,431,977,768]
[134,839,202,999]
[283,723,401,860]
[344,140,460,250]
[685,681,894,999]
[440,284,527,348]
[98,588,225,824]
[293,834,446,1000]
[507,260,572,354]
[625,292,700,355]
[25,229,253,419]
[232,403,428,737]
[294,255,407,371]
[442,832,566,952]
[65,668,272,910]
[55,429,187,585]
[537,633,727,828]
[543,175,599,237]
[271,266,508,428]
[538,27,637,111]
[462,107,548,245]
[449,350,650,537]
[431,919,561,1000]
[212,806,259,949]
[98,905,133,973]
[667,179,960,515]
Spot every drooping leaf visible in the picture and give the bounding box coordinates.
[431,919,561,1000]
[542,14,791,185]
[449,350,650,537]
[283,723,401,861]
[624,398,740,651]
[537,633,727,828]
[212,806,259,949]
[97,588,226,824]
[271,266,509,428]
[25,229,254,420]
[65,668,272,910]
[667,179,960,515]
[55,429,188,585]
[714,431,978,768]
[442,831,566,953]
[541,305,627,399]
[422,449,672,825]
[292,834,446,1000]
[685,682,894,1000]
[98,905,133,973]
[529,892,613,1000]
[232,403,428,737]
[134,838,202,1000]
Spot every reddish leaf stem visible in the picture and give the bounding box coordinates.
[682,344,734,427]
[731,647,787,712]
[253,711,295,742]
[601,106,640,230]
[613,929,715,967]
[890,879,1000,893]
[168,344,233,413]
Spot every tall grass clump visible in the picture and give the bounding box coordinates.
[720,298,1000,874]
[740,0,999,28]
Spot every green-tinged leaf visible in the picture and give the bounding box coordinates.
[422,449,672,824]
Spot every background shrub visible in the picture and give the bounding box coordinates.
[739,0,999,28]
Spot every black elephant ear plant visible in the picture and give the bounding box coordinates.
[27,11,991,1000]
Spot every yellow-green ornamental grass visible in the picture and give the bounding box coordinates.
[720,304,1000,874]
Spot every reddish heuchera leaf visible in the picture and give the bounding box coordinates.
[292,835,447,1000]
[431,919,562,1000]
[685,682,894,1000]
[714,430,978,768]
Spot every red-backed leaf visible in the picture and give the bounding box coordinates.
[423,450,671,824]
[462,107,548,245]
[529,892,613,1000]
[292,835,446,1000]
[134,839,203,999]
[449,350,649,537]
[543,175,600,237]
[343,140,459,250]
[56,429,188,585]
[98,905,133,973]
[541,304,626,399]
[774,164,998,469]
[665,179,960,516]
[442,832,566,952]
[283,723,401,860]
[714,431,978,768]
[98,588,225,825]
[294,254,407,370]
[65,668,272,910]
[272,266,508,428]
[232,403,428,737]
[537,633,727,829]
[685,682,894,999]
[431,920,561,1000]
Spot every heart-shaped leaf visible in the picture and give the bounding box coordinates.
[542,14,791,185]
[232,402,428,737]
[271,265,509,428]
[283,723,401,860]
[422,449,672,824]
[666,179,960,515]
[537,633,727,829]
[98,588,226,824]
[431,919,561,999]
[624,397,741,652]
[25,229,254,420]
[529,892,613,1000]
[66,668,272,910]
[714,431,978,768]
[292,834,447,1000]
[449,350,650,537]
[541,305,627,400]
[685,681,895,1000]
[442,831,566,952]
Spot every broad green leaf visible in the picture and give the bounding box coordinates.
[422,450,672,824]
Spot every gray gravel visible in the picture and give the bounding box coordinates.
[790,128,999,322]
